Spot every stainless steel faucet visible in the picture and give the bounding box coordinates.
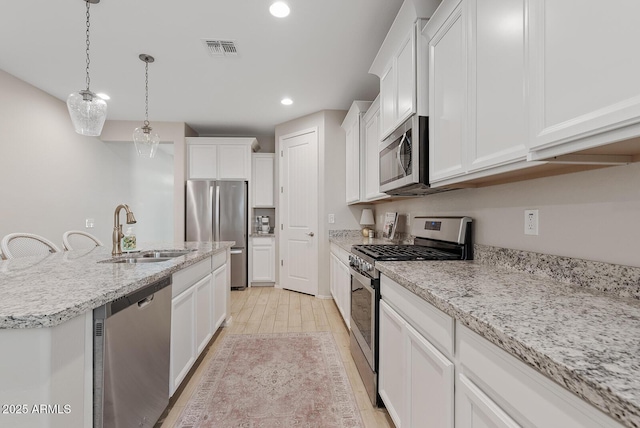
[112,204,137,256]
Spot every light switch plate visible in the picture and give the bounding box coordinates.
[85,218,95,228]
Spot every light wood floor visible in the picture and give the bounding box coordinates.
[160,286,394,428]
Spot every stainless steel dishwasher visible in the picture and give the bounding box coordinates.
[93,276,172,428]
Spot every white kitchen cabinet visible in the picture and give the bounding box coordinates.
[428,0,529,185]
[362,96,389,202]
[329,243,351,329]
[379,28,417,140]
[252,153,275,208]
[380,275,455,428]
[456,324,625,428]
[428,1,467,183]
[186,137,258,180]
[379,300,407,426]
[194,274,214,355]
[528,0,640,160]
[456,373,521,428]
[170,252,229,396]
[467,0,527,173]
[212,262,228,330]
[342,101,372,204]
[170,283,196,396]
[250,236,275,284]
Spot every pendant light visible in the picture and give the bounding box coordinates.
[133,54,160,158]
[66,0,108,137]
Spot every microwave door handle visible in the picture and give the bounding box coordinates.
[396,134,408,175]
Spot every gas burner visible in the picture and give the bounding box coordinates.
[352,244,461,261]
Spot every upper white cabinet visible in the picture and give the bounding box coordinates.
[252,153,275,208]
[362,96,389,202]
[427,1,467,182]
[427,0,529,185]
[370,0,440,140]
[187,137,258,180]
[341,101,372,204]
[528,0,640,160]
[379,27,418,139]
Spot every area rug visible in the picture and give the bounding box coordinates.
[175,332,365,428]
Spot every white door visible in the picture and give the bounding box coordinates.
[279,128,318,296]
[379,300,407,427]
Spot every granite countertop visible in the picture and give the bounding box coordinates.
[0,241,234,329]
[377,260,640,428]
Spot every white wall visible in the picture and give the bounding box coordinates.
[105,143,174,243]
[374,161,640,268]
[0,69,131,248]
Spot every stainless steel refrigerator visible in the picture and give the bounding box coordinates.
[186,180,247,289]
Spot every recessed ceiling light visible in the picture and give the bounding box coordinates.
[96,93,110,100]
[270,2,290,18]
[281,98,293,105]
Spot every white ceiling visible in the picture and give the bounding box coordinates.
[0,0,404,136]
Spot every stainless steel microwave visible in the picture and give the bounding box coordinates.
[379,115,435,196]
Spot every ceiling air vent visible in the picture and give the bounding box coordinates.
[204,40,238,57]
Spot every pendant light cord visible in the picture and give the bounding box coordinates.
[144,60,150,127]
[85,0,91,92]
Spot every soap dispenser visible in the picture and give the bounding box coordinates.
[122,226,136,251]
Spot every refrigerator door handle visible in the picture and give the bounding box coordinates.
[215,185,221,241]
[208,184,215,241]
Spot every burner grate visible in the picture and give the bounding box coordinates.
[353,245,461,261]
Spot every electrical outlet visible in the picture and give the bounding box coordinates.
[524,210,539,235]
[85,218,95,228]
[328,214,335,224]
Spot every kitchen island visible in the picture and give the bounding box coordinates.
[0,241,234,428]
[330,235,640,428]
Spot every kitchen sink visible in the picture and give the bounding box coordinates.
[141,250,195,258]
[111,257,174,264]
[101,249,196,264]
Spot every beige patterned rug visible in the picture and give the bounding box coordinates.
[175,332,364,428]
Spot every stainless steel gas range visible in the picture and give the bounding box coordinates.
[348,216,473,407]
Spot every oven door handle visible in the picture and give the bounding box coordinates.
[350,267,374,292]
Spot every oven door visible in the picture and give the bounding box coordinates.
[350,267,377,370]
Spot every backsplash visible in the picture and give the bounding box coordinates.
[328,230,362,238]
[475,244,640,300]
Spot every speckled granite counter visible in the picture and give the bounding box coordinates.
[0,241,234,329]
[329,235,640,426]
[377,260,640,428]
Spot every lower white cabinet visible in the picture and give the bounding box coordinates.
[212,262,228,330]
[380,276,627,428]
[329,244,351,329]
[250,236,275,283]
[170,283,198,396]
[170,252,229,396]
[456,324,625,428]
[379,299,454,428]
[456,373,521,428]
[194,274,214,355]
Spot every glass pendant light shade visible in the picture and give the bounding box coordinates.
[133,124,160,158]
[66,90,108,136]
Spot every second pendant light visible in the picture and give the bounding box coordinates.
[133,54,160,158]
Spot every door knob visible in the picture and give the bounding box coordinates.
[307,232,315,237]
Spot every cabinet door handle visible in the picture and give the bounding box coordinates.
[307,232,315,237]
